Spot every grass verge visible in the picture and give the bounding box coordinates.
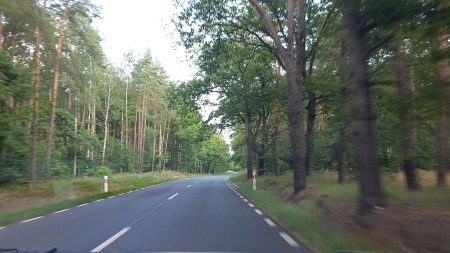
[231,172,394,253]
[0,171,192,227]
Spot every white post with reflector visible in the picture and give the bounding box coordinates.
[252,170,256,191]
[104,175,109,193]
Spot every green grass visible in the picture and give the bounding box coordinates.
[231,172,394,253]
[0,171,191,227]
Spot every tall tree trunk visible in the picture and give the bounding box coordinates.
[249,0,307,194]
[271,62,281,176]
[162,118,170,171]
[46,3,69,171]
[101,81,112,165]
[152,110,157,172]
[158,122,163,171]
[245,112,254,179]
[31,23,41,181]
[436,5,449,186]
[89,70,96,160]
[305,92,316,176]
[336,33,350,184]
[257,153,265,176]
[394,42,419,191]
[342,1,383,214]
[73,100,78,176]
[0,14,3,50]
[125,81,129,148]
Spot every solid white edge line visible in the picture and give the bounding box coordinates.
[279,232,299,247]
[168,193,179,200]
[249,203,255,207]
[254,209,263,215]
[20,216,43,223]
[264,218,276,227]
[90,226,131,252]
[77,203,88,207]
[53,209,69,214]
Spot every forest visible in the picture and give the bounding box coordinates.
[0,0,230,185]
[0,0,449,216]
[175,0,449,214]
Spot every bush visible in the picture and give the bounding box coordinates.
[0,167,22,185]
[85,166,113,177]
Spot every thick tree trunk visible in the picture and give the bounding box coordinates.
[436,5,449,187]
[394,43,419,191]
[271,62,281,176]
[248,0,307,194]
[286,63,306,193]
[342,1,383,214]
[257,153,265,176]
[47,3,69,171]
[305,92,316,176]
[30,24,41,181]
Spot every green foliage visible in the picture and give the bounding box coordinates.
[86,166,112,177]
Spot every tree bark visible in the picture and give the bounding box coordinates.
[342,1,383,214]
[394,42,419,191]
[257,153,265,176]
[30,23,41,181]
[305,92,316,176]
[46,3,69,171]
[249,0,307,193]
[245,112,254,179]
[152,110,157,172]
[271,62,281,176]
[89,61,96,160]
[0,14,3,50]
[101,80,112,165]
[436,5,449,186]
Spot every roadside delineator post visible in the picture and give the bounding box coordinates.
[104,175,109,192]
[252,170,256,191]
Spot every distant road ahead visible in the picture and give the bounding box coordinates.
[0,175,312,253]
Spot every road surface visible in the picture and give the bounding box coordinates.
[0,175,312,253]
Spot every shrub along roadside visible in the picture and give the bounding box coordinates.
[0,172,188,227]
[230,172,393,253]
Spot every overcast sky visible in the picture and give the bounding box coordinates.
[92,0,196,83]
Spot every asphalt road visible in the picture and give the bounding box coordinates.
[0,175,313,253]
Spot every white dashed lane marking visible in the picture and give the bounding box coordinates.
[248,203,255,207]
[20,216,43,223]
[77,203,88,207]
[279,232,299,248]
[254,209,263,215]
[91,226,131,252]
[187,185,192,188]
[264,218,276,227]
[53,209,69,214]
[168,193,179,200]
